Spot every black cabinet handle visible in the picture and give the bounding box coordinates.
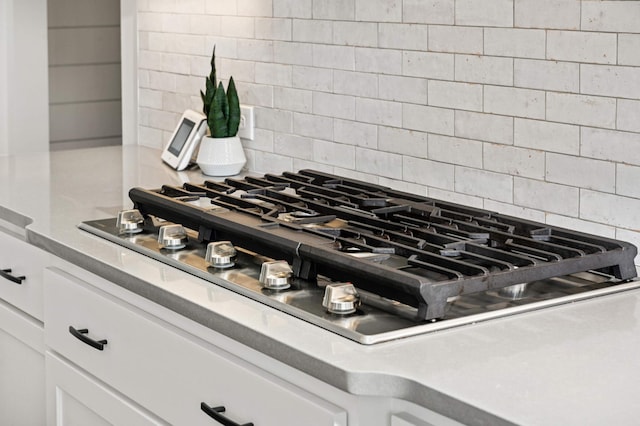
[200,403,253,426]
[69,326,108,351]
[0,268,25,284]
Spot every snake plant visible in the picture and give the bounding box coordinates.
[200,46,240,138]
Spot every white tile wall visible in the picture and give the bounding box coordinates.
[137,0,640,266]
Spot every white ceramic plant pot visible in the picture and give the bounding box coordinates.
[196,135,246,176]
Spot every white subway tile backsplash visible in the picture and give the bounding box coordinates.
[312,44,355,70]
[274,41,313,66]
[273,0,312,18]
[403,104,454,135]
[514,177,578,216]
[428,25,483,55]
[580,65,640,100]
[220,16,255,38]
[334,118,378,148]
[255,151,294,174]
[237,0,273,17]
[514,59,578,93]
[454,54,513,86]
[547,93,616,128]
[355,98,402,127]
[355,147,403,179]
[237,39,274,62]
[162,92,192,113]
[428,81,482,112]
[334,70,378,98]
[379,24,429,51]
[581,128,640,166]
[514,118,579,155]
[378,75,427,104]
[313,92,355,120]
[292,19,332,43]
[189,15,221,35]
[403,156,455,190]
[514,0,580,30]
[355,48,402,75]
[545,214,615,239]
[243,128,274,152]
[255,107,293,133]
[618,35,640,67]
[455,111,513,145]
[355,0,401,23]
[402,51,454,80]
[483,200,546,222]
[293,112,333,139]
[378,126,428,157]
[403,0,454,25]
[483,144,544,179]
[292,159,334,173]
[617,100,640,133]
[429,135,483,168]
[428,188,484,208]
[581,190,640,230]
[581,1,640,34]
[547,31,616,64]
[255,18,291,41]
[274,133,313,160]
[455,0,513,27]
[484,86,545,119]
[455,167,513,203]
[292,66,332,91]
[313,0,355,21]
[333,22,377,47]
[204,0,236,16]
[378,178,428,196]
[274,87,312,113]
[546,153,615,193]
[485,28,546,59]
[138,89,163,109]
[313,139,355,168]
[616,164,640,199]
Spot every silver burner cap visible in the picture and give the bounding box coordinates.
[158,224,188,250]
[205,241,236,268]
[116,209,144,234]
[323,283,361,315]
[259,260,293,290]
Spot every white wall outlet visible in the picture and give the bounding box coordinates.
[238,105,255,140]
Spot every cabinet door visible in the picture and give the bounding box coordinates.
[45,267,347,426]
[0,232,47,320]
[46,351,168,426]
[0,298,45,426]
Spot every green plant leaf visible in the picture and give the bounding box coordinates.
[226,76,240,137]
[209,45,217,88]
[208,82,229,137]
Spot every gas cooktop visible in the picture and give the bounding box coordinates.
[79,170,640,344]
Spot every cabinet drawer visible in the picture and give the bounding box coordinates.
[44,268,347,426]
[0,233,47,320]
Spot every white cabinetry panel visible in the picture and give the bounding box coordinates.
[44,267,347,426]
[46,351,167,426]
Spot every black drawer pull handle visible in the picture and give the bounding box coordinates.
[69,326,108,351]
[200,403,253,426]
[0,268,25,284]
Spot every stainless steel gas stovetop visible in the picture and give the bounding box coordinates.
[79,170,640,344]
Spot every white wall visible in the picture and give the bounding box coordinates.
[136,0,640,265]
[0,0,49,155]
[48,0,122,150]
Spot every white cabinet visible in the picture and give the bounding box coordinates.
[46,351,167,426]
[0,232,47,426]
[44,267,348,426]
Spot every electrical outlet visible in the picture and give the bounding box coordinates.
[238,105,254,140]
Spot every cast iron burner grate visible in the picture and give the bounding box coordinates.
[128,169,638,320]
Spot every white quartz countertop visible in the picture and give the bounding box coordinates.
[2,145,640,425]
